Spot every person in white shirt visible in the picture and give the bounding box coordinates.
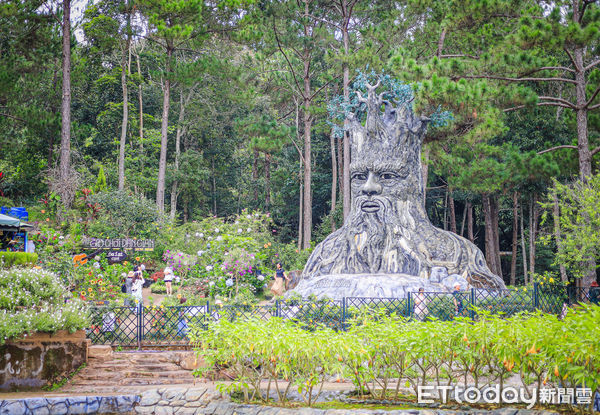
[131,271,145,307]
[164,264,174,295]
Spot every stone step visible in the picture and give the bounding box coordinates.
[66,376,197,388]
[75,369,194,381]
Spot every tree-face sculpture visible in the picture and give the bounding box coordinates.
[291,81,506,299]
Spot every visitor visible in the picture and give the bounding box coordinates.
[164,263,174,296]
[123,271,134,306]
[590,281,600,305]
[271,262,289,296]
[413,287,428,321]
[131,271,145,309]
[452,284,464,317]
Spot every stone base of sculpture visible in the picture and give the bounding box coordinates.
[289,270,469,300]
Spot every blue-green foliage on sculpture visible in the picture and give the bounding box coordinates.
[327,70,453,138]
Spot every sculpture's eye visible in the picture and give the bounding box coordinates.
[380,172,399,180]
[351,172,368,181]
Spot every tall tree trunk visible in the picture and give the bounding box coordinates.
[301,2,313,250]
[330,129,337,231]
[442,189,448,231]
[467,202,474,242]
[483,194,502,277]
[170,93,185,221]
[156,46,172,216]
[572,4,596,287]
[183,195,189,222]
[136,51,144,170]
[48,58,60,168]
[170,87,195,221]
[528,193,538,277]
[341,9,351,221]
[265,153,271,209]
[460,200,467,237]
[302,101,312,249]
[448,190,456,234]
[118,15,131,191]
[298,180,303,251]
[59,0,71,210]
[520,204,528,284]
[491,195,502,279]
[295,100,303,250]
[510,192,518,286]
[337,135,344,206]
[552,189,569,283]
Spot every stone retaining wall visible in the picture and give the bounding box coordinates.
[0,387,561,415]
[0,395,139,414]
[0,330,88,391]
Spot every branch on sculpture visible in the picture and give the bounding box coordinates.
[355,91,367,103]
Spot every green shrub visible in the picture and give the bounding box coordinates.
[0,252,38,268]
[192,306,600,412]
[0,268,88,343]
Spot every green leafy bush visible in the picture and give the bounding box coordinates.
[0,268,89,343]
[192,306,600,412]
[87,190,167,238]
[0,252,38,268]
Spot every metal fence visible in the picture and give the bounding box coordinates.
[86,283,599,347]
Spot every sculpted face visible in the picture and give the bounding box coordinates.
[350,160,417,215]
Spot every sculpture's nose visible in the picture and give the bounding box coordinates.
[361,172,382,196]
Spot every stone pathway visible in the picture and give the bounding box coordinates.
[61,348,200,394]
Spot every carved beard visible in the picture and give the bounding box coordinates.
[344,196,421,275]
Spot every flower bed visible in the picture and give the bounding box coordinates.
[0,268,88,344]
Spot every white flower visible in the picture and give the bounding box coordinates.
[225,278,234,287]
[199,233,204,238]
[197,250,204,256]
[263,284,268,288]
[93,262,100,269]
[237,228,242,233]
[209,281,215,287]
[257,275,264,281]
[195,232,200,237]
[208,236,213,240]
[206,266,213,272]
[59,235,64,240]
[247,228,252,233]
[214,228,220,233]
[246,215,251,219]
[140,264,146,271]
[235,221,239,224]
[216,236,223,241]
